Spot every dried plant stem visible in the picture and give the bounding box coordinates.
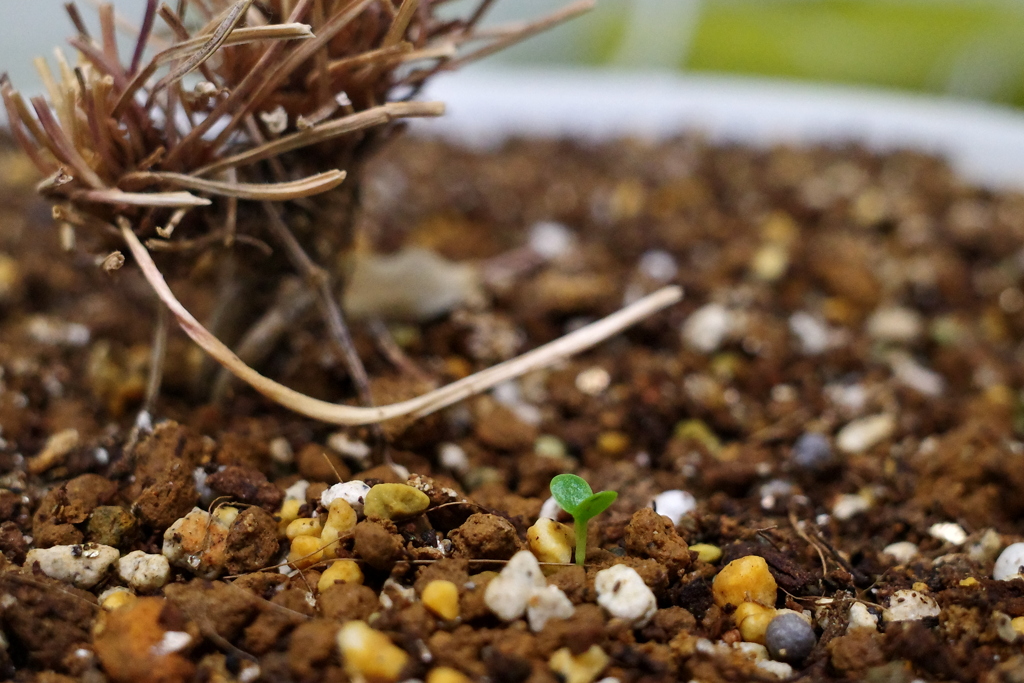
[368,318,430,382]
[120,220,682,425]
[260,203,374,411]
[70,188,211,208]
[443,0,594,72]
[195,100,444,176]
[121,169,347,200]
[211,280,316,401]
[142,305,169,415]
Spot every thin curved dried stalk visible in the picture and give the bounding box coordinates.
[120,221,682,425]
[121,169,347,200]
[163,0,316,166]
[150,0,254,96]
[159,23,314,63]
[114,23,315,117]
[72,188,211,207]
[195,101,444,175]
[206,0,376,156]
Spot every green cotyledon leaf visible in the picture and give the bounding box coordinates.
[549,473,593,515]
[574,490,618,522]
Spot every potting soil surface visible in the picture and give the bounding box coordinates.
[2,132,1024,682]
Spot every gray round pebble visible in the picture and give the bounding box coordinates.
[791,432,835,472]
[765,613,816,663]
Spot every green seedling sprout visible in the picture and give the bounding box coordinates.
[549,473,618,565]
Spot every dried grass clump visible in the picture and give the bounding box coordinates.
[1,0,680,426]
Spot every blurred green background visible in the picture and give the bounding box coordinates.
[7,1,1024,107]
[486,0,1024,108]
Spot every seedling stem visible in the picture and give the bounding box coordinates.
[549,473,618,565]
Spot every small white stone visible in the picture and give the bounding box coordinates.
[928,522,968,546]
[993,611,1019,644]
[321,481,371,515]
[150,631,192,657]
[651,490,696,526]
[682,303,733,353]
[867,306,923,344]
[889,353,944,397]
[238,663,261,683]
[638,250,678,282]
[484,550,546,621]
[118,551,171,592]
[836,414,895,454]
[193,467,214,506]
[27,316,90,346]
[594,564,657,627]
[539,496,562,521]
[882,541,919,565]
[326,432,372,463]
[789,312,831,355]
[832,493,872,521]
[756,660,794,679]
[575,367,610,396]
[269,437,294,465]
[284,479,310,503]
[734,642,769,660]
[883,590,940,622]
[526,584,575,632]
[25,543,119,589]
[968,529,1002,563]
[994,542,1024,581]
[826,382,868,416]
[438,443,470,475]
[528,221,575,260]
[847,603,879,633]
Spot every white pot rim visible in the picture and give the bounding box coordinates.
[420,67,1024,190]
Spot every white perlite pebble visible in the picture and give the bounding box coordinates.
[529,221,575,260]
[682,303,733,354]
[836,414,895,454]
[928,522,968,546]
[25,543,119,589]
[832,493,872,521]
[268,437,294,465]
[284,479,310,503]
[884,590,941,622]
[321,481,371,515]
[651,490,697,526]
[889,353,944,397]
[993,542,1024,581]
[866,306,924,344]
[539,496,562,521]
[151,631,192,657]
[789,312,831,355]
[438,443,470,475]
[594,564,657,627]
[882,541,919,565]
[526,584,575,632]
[484,550,546,621]
[118,551,171,592]
[968,529,1002,564]
[638,250,678,282]
[756,660,795,679]
[326,432,372,463]
[847,603,879,633]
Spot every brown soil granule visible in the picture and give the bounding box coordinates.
[624,506,693,575]
[205,465,283,512]
[449,512,523,560]
[352,518,404,571]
